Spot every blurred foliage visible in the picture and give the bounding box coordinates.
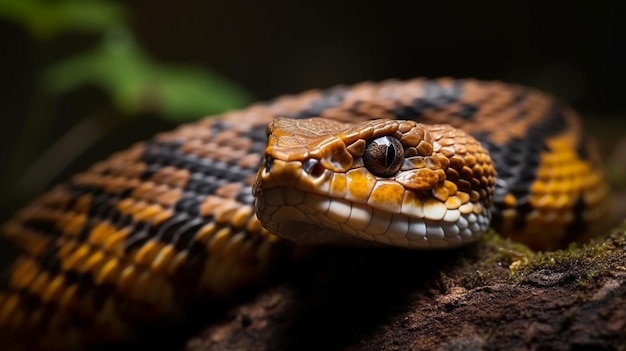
[0,0,252,219]
[0,0,126,39]
[0,0,252,119]
[45,27,253,119]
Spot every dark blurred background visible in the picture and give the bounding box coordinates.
[1,0,625,222]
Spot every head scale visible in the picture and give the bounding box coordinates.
[253,117,496,249]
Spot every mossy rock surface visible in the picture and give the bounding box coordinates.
[175,225,625,351]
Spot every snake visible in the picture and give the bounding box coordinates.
[0,78,609,350]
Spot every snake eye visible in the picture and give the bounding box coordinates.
[363,136,404,177]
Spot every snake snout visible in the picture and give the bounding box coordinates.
[254,117,499,249]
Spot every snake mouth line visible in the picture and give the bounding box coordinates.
[256,187,490,249]
[0,78,611,349]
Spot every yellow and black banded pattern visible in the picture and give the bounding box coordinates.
[0,78,609,350]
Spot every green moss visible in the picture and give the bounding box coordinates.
[512,226,626,288]
[475,270,488,278]
[575,278,591,289]
[480,230,534,260]
[481,224,626,284]
[570,292,587,301]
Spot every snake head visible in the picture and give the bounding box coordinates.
[253,117,496,249]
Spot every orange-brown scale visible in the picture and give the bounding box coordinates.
[0,78,609,349]
[258,118,495,239]
[0,121,290,349]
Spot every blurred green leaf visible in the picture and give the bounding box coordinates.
[45,28,253,120]
[0,0,125,39]
[154,67,254,119]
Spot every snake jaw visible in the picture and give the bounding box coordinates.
[255,117,498,249]
[0,79,612,348]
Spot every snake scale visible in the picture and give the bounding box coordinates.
[0,78,609,350]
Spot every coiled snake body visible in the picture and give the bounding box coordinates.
[0,78,609,349]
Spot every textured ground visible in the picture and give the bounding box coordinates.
[8,116,624,351]
[179,227,626,351]
[176,123,626,351]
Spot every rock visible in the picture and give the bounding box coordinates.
[184,227,626,351]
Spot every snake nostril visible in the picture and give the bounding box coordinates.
[303,159,325,177]
[264,156,274,172]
